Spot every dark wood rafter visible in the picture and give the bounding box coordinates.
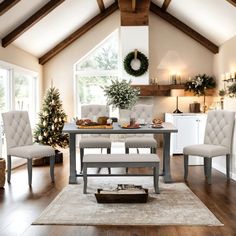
[118,0,150,26]
[39,2,119,65]
[162,0,171,11]
[2,0,65,48]
[226,0,236,7]
[96,0,105,12]
[150,2,219,54]
[0,0,21,16]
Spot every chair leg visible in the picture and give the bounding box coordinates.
[27,159,32,186]
[151,147,156,154]
[206,158,212,184]
[125,147,129,173]
[80,148,84,173]
[7,155,11,183]
[204,157,207,177]
[107,148,111,174]
[50,155,55,182]
[184,154,189,181]
[226,154,230,180]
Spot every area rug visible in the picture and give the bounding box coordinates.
[33,177,223,226]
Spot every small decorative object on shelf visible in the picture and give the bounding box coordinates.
[103,79,140,126]
[0,158,6,188]
[123,49,149,77]
[185,74,216,113]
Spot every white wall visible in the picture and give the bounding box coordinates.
[149,13,214,118]
[43,12,215,121]
[213,35,236,180]
[120,26,149,84]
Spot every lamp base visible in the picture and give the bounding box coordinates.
[173,109,183,113]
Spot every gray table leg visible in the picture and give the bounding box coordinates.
[154,164,160,194]
[163,133,172,183]
[69,133,77,184]
[83,164,87,194]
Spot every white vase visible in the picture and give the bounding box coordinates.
[119,108,131,126]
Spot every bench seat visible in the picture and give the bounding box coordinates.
[83,154,160,194]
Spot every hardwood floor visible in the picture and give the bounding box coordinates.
[1,149,236,236]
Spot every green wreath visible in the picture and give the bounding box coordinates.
[124,50,149,77]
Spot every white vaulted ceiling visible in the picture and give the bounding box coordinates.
[0,0,236,60]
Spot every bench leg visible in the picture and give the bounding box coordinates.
[83,164,88,194]
[80,148,84,173]
[125,148,129,173]
[107,148,111,174]
[154,164,160,194]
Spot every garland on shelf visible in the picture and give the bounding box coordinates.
[123,50,149,77]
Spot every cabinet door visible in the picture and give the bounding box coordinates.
[172,116,198,153]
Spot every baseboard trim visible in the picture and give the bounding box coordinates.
[212,163,236,181]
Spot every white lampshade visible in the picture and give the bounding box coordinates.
[157,51,186,71]
[171,89,185,97]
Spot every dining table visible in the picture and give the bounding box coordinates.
[62,122,178,184]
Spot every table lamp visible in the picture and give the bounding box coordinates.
[171,89,185,113]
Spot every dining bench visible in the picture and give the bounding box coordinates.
[83,154,160,194]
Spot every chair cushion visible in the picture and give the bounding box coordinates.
[9,144,55,159]
[79,137,111,148]
[183,144,229,158]
[125,137,157,148]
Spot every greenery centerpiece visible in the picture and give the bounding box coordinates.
[185,74,216,113]
[103,79,140,125]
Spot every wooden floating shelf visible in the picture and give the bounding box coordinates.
[131,84,216,97]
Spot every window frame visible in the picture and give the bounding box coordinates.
[73,30,120,118]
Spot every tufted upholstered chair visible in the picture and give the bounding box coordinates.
[183,110,235,184]
[2,111,55,186]
[79,105,111,173]
[125,104,157,172]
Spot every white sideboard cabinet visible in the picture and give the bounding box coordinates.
[165,113,207,165]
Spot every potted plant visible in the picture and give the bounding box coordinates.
[33,86,69,166]
[185,74,216,113]
[103,79,140,125]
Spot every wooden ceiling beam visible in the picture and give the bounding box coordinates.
[97,0,105,12]
[2,0,65,48]
[39,2,119,65]
[0,0,21,16]
[118,0,150,26]
[226,0,236,7]
[162,0,171,11]
[150,2,219,54]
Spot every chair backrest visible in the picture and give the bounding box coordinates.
[204,110,235,151]
[81,105,109,137]
[81,105,109,120]
[2,111,33,152]
[130,104,153,124]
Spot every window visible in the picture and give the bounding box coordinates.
[0,61,38,125]
[74,30,119,117]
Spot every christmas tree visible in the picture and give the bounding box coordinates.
[34,86,69,148]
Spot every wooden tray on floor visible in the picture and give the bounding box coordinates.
[95,185,149,203]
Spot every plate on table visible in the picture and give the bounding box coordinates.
[122,124,141,129]
[151,124,163,128]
